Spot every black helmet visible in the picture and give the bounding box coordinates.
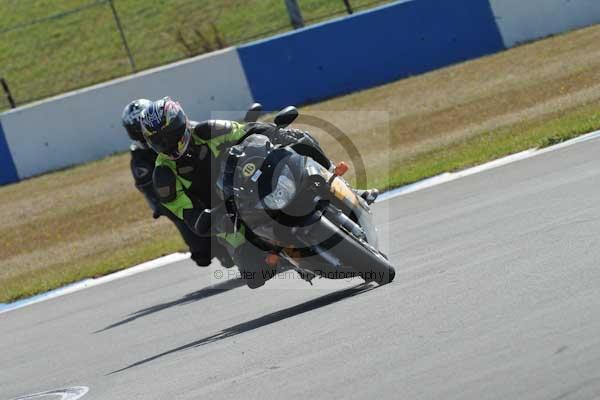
[121,98,152,142]
[140,97,191,160]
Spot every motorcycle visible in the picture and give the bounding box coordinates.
[216,106,395,285]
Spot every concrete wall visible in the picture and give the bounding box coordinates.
[2,0,600,186]
[0,47,253,181]
[490,0,600,47]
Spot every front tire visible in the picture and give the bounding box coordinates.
[298,217,395,285]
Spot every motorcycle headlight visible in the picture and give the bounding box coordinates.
[263,165,297,210]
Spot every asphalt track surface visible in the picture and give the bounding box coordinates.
[3,138,600,400]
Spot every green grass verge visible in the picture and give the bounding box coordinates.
[0,234,184,302]
[374,101,600,190]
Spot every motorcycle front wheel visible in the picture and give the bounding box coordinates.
[297,216,396,285]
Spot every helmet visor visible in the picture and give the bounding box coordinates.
[144,107,190,159]
[147,124,191,160]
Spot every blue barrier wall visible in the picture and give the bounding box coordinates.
[238,0,505,110]
[0,119,19,185]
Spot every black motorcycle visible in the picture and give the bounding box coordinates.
[217,106,395,285]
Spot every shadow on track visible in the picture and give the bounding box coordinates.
[95,278,247,333]
[109,282,375,374]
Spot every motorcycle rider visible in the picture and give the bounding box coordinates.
[121,99,231,268]
[140,97,378,288]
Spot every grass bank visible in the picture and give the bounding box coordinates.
[0,0,390,110]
